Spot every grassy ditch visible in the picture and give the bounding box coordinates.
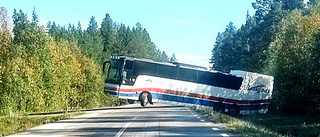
[0,112,82,137]
[0,98,127,137]
[193,106,320,137]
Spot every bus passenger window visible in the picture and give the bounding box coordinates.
[178,68,197,82]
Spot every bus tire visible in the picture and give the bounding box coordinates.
[229,105,240,117]
[140,93,148,107]
[213,103,224,113]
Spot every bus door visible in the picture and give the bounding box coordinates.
[103,58,125,86]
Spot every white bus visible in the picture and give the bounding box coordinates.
[103,56,274,116]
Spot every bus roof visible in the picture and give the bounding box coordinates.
[113,56,208,71]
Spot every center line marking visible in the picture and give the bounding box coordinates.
[115,122,131,137]
[221,133,230,137]
[212,128,219,130]
[115,115,138,137]
[200,119,205,122]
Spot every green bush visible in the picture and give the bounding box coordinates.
[268,8,320,114]
[0,13,116,115]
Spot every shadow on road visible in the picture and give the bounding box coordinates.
[29,104,184,116]
[22,126,228,137]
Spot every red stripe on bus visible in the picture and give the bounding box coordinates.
[115,87,270,105]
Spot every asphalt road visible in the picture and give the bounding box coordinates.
[8,102,236,137]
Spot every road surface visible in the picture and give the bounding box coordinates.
[8,103,236,137]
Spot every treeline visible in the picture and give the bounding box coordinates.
[0,7,172,114]
[46,14,175,65]
[210,0,320,114]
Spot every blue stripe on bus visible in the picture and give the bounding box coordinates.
[107,91,268,110]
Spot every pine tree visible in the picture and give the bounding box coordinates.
[32,7,38,25]
[308,0,320,5]
[101,14,116,56]
[169,54,177,62]
[80,16,104,64]
[12,9,30,45]
[114,23,129,56]
[252,0,273,22]
[210,22,244,72]
[87,16,98,34]
[274,0,304,10]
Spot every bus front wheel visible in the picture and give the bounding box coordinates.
[140,93,148,107]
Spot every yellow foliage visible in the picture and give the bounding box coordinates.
[0,33,114,114]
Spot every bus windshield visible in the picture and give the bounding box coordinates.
[106,59,122,84]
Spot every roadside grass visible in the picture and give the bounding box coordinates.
[0,112,83,137]
[0,97,126,137]
[194,106,320,137]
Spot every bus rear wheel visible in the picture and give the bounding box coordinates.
[229,105,240,117]
[140,93,148,107]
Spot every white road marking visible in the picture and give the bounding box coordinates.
[212,128,219,130]
[200,119,205,122]
[193,114,197,116]
[221,133,230,137]
[20,132,30,135]
[115,122,131,137]
[196,116,200,119]
[115,115,139,137]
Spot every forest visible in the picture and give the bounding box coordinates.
[0,7,175,114]
[210,0,320,114]
[1,0,320,116]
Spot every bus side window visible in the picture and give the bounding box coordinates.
[197,71,243,90]
[178,68,197,82]
[133,61,157,76]
[157,65,178,79]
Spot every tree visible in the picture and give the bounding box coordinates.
[128,22,157,60]
[210,22,244,72]
[0,7,12,95]
[12,9,30,45]
[308,0,320,6]
[79,16,104,64]
[155,51,169,62]
[169,54,177,62]
[87,16,98,33]
[252,0,273,22]
[1,8,172,114]
[32,7,38,25]
[0,7,10,31]
[100,14,116,56]
[267,8,320,114]
[275,0,304,10]
[76,21,83,41]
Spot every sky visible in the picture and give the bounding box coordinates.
[1,0,256,68]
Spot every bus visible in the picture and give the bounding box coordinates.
[103,56,274,116]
